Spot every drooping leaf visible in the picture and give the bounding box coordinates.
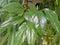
[43,8,60,33]
[0,16,25,35]
[15,22,27,45]
[24,9,47,36]
[38,11,47,33]
[7,25,16,45]
[15,21,37,45]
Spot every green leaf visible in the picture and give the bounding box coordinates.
[7,25,16,45]
[0,28,6,35]
[0,0,18,7]
[0,0,8,7]
[0,17,12,28]
[11,16,25,25]
[0,16,25,35]
[38,11,47,33]
[15,21,37,45]
[25,22,37,45]
[24,9,47,36]
[15,23,27,45]
[43,8,60,33]
[28,3,38,14]
[1,2,24,14]
[0,16,25,28]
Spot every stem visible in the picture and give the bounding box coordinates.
[23,0,28,10]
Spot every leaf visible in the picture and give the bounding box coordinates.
[0,28,6,35]
[56,5,60,20]
[25,22,37,45]
[15,21,37,45]
[1,2,24,14]
[38,11,47,33]
[7,25,16,45]
[15,22,27,45]
[43,8,60,33]
[0,17,12,28]
[24,9,47,36]
[11,16,25,25]
[0,16,25,28]
[0,0,8,7]
[0,0,18,7]
[0,16,25,35]
[52,33,60,45]
[28,3,38,13]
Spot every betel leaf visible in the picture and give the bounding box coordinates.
[43,8,60,33]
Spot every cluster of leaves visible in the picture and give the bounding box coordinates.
[0,0,60,45]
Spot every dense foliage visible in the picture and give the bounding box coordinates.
[0,0,60,45]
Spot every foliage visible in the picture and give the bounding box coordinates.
[0,0,60,45]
